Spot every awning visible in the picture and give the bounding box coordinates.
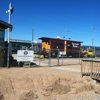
[0,20,13,30]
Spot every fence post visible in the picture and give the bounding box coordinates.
[79,50,81,64]
[62,51,63,66]
[48,49,51,67]
[81,60,83,77]
[39,49,41,66]
[57,49,59,66]
[90,60,93,78]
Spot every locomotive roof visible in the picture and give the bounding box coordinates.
[0,20,13,30]
[39,37,83,43]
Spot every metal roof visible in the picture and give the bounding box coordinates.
[81,45,100,49]
[0,20,13,30]
[39,37,83,43]
[5,38,31,43]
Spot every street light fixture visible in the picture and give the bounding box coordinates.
[31,29,34,51]
[66,29,73,40]
[6,2,14,68]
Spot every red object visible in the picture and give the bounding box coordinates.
[39,37,83,57]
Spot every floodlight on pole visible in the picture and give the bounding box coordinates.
[91,27,99,55]
[66,29,73,40]
[6,2,14,68]
[31,29,34,51]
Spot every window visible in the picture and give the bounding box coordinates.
[60,44,63,46]
[56,43,63,47]
[0,31,4,42]
[55,43,58,48]
[15,43,18,46]
[0,30,4,54]
[89,50,92,52]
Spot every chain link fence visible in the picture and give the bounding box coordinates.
[34,48,82,67]
[1,46,99,67]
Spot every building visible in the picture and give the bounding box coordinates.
[5,39,41,53]
[0,20,12,66]
[5,39,31,53]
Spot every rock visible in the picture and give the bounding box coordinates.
[0,92,4,100]
[19,90,35,100]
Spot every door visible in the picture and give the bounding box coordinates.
[0,29,5,66]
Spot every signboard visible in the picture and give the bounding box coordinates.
[17,50,33,62]
[72,42,79,48]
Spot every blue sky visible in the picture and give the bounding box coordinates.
[0,0,100,46]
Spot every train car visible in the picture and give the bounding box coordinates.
[67,40,82,57]
[38,37,83,58]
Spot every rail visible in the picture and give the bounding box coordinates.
[81,60,100,80]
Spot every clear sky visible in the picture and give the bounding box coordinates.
[0,0,100,46]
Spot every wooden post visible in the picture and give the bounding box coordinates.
[90,60,93,78]
[81,60,83,77]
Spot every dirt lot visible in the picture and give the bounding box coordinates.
[0,66,100,100]
[37,58,81,69]
[0,54,99,100]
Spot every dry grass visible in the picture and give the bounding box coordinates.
[75,82,95,93]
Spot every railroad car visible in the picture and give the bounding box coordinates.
[39,37,83,58]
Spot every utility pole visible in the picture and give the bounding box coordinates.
[91,27,99,55]
[92,39,94,59]
[6,2,14,68]
[66,29,72,40]
[32,29,34,51]
[92,39,93,51]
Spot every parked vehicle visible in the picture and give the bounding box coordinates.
[82,48,95,58]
